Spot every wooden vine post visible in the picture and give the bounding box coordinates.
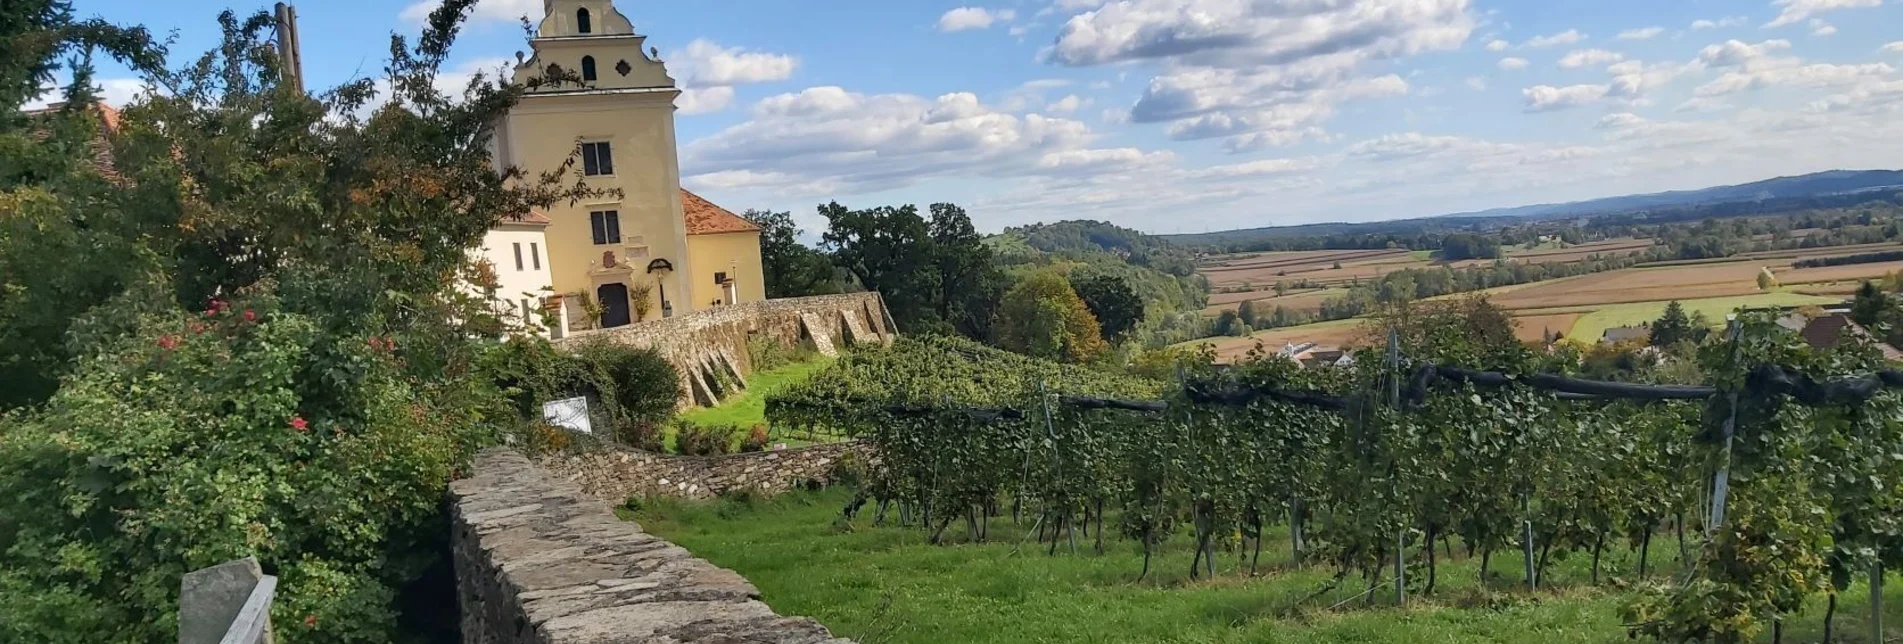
[1874,562,1885,644]
[1387,329,1405,606]
[1707,317,1743,536]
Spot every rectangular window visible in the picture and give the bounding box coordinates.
[714,271,727,284]
[512,243,524,271]
[589,210,622,245]
[530,243,541,270]
[581,141,614,176]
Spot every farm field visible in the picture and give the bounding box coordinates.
[1511,312,1584,343]
[1564,292,1839,343]
[1187,242,1902,359]
[1487,259,1902,312]
[631,487,1903,644]
[1204,319,1365,362]
[1196,239,1655,292]
[1203,288,1343,316]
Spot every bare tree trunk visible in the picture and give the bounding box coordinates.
[1637,528,1652,578]
[1424,524,1439,594]
[1251,513,1264,575]
[1824,592,1837,643]
[1139,534,1153,582]
[1675,510,1686,559]
[1480,548,1492,587]
[1095,499,1105,554]
[1591,532,1604,585]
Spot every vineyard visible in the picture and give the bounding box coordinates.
[766,312,1903,643]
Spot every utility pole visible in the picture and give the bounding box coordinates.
[273,3,304,94]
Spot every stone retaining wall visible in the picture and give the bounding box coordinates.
[556,293,894,408]
[451,448,850,644]
[538,441,866,502]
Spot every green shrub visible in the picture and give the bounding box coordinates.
[0,295,506,642]
[675,421,738,456]
[487,338,681,448]
[739,425,771,453]
[827,449,870,488]
[747,334,817,372]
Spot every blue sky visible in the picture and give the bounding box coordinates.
[43,0,1903,235]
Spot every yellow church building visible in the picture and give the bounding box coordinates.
[480,0,765,336]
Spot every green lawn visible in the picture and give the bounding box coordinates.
[678,357,834,429]
[630,487,1903,644]
[668,356,836,450]
[1567,292,1837,342]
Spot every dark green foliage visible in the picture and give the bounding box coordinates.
[1649,301,1693,346]
[0,3,608,639]
[744,209,842,298]
[821,201,938,327]
[1791,249,1903,269]
[1236,300,1262,327]
[1438,233,1502,260]
[486,338,680,444]
[929,203,1007,339]
[1006,220,1197,277]
[820,201,1005,339]
[675,421,738,456]
[739,425,770,453]
[1851,280,1886,327]
[1214,309,1249,337]
[1070,274,1145,342]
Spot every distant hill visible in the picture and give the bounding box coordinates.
[1166,169,1903,247]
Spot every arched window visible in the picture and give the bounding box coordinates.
[576,8,592,34]
[580,56,598,82]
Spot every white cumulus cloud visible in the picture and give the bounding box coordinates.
[1523,84,1610,111]
[1042,0,1469,152]
[670,39,798,86]
[1524,29,1585,48]
[1691,16,1748,30]
[1498,57,1530,70]
[1617,27,1665,40]
[938,7,1017,32]
[399,0,538,25]
[1559,49,1626,68]
[681,87,1096,195]
[1765,0,1882,28]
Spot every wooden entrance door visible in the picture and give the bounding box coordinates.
[598,283,631,328]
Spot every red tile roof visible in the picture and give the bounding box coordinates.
[682,189,760,235]
[501,208,552,226]
[23,102,124,182]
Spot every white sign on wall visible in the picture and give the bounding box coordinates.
[542,396,593,435]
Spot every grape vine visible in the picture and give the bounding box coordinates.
[768,323,1903,642]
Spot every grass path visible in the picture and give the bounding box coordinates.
[631,488,1903,644]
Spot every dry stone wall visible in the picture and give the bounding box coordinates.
[538,442,866,501]
[555,293,894,408]
[451,448,850,644]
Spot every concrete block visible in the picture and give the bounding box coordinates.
[179,557,273,644]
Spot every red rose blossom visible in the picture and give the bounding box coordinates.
[290,416,309,433]
[157,335,180,350]
[243,310,257,322]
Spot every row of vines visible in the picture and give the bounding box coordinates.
[766,316,1903,642]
